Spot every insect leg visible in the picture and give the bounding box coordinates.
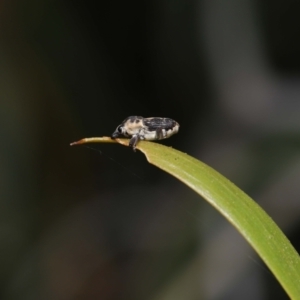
[129,134,140,151]
[156,128,164,140]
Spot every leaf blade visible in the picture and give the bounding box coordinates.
[136,141,300,298]
[71,137,300,298]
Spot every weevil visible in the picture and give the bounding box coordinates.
[111,116,179,151]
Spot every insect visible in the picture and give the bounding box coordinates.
[111,116,179,150]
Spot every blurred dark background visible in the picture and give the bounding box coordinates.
[1,0,300,299]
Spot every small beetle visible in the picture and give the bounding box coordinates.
[111,116,179,150]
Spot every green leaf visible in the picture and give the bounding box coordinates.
[71,137,300,298]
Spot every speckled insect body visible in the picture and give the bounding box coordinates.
[111,116,179,150]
